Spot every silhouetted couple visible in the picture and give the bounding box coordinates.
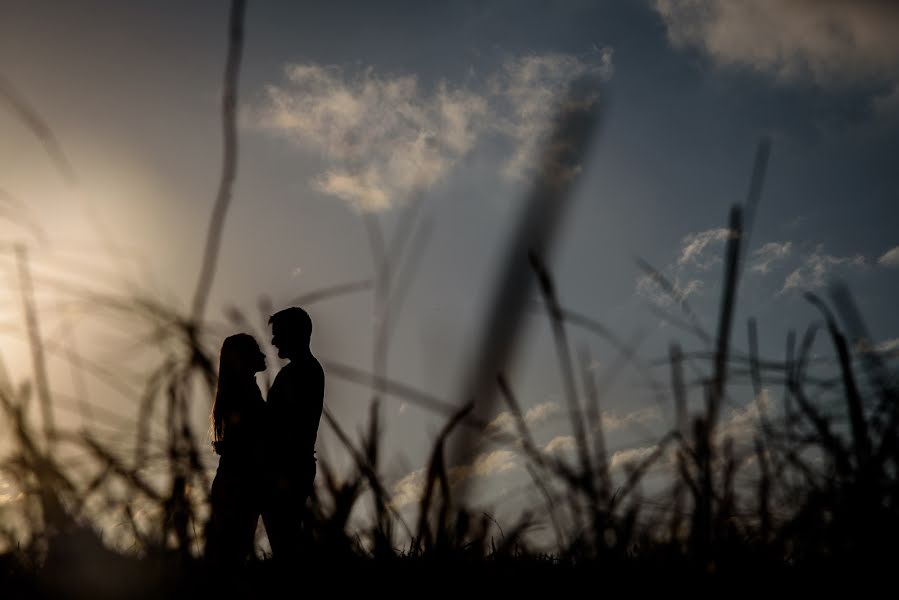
[204,307,324,566]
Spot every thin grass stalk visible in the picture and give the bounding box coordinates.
[804,294,870,469]
[448,78,602,492]
[191,0,246,321]
[529,252,595,503]
[15,245,56,450]
[578,346,611,504]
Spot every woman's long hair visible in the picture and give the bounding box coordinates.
[211,333,260,444]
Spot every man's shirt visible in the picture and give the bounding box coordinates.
[266,352,325,473]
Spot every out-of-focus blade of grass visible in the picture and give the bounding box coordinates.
[830,282,897,408]
[708,206,742,429]
[790,323,852,477]
[58,310,93,429]
[413,401,473,553]
[636,258,711,345]
[738,138,772,275]
[529,253,595,503]
[748,318,763,401]
[321,359,497,434]
[0,74,77,185]
[669,343,688,439]
[0,188,48,245]
[321,407,412,543]
[538,303,669,407]
[447,76,603,487]
[191,0,246,321]
[14,245,55,449]
[578,346,611,503]
[385,218,433,339]
[804,292,871,469]
[648,303,714,346]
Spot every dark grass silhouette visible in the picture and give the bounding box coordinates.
[1,1,898,597]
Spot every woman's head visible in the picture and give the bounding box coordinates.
[218,333,266,376]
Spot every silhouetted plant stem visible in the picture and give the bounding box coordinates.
[191,0,246,321]
[15,245,56,450]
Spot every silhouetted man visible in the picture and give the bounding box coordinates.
[262,306,324,558]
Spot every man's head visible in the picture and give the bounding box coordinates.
[269,307,313,360]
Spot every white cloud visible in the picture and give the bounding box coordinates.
[636,272,703,308]
[254,50,612,211]
[255,65,488,211]
[678,228,734,269]
[716,389,771,445]
[878,246,899,267]
[538,407,661,459]
[390,469,428,510]
[751,241,792,274]
[486,401,561,436]
[653,0,899,86]
[635,226,737,307]
[780,246,866,293]
[389,449,519,509]
[525,401,562,426]
[468,449,519,478]
[543,435,661,473]
[855,337,899,357]
[492,50,613,179]
[485,411,517,436]
[609,445,658,470]
[543,435,576,455]
[603,392,772,476]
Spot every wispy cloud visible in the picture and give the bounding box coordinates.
[254,64,488,211]
[635,227,733,307]
[878,246,899,267]
[492,50,614,179]
[855,337,899,357]
[253,50,613,211]
[540,393,772,478]
[636,272,703,308]
[390,449,519,509]
[486,400,562,436]
[609,445,658,471]
[543,435,576,455]
[780,246,866,293]
[750,241,792,274]
[390,469,430,510]
[539,407,662,460]
[717,389,771,445]
[678,228,734,269]
[544,441,664,473]
[611,391,771,474]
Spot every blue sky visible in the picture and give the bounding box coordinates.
[1,0,898,534]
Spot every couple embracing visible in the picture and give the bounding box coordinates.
[204,306,324,564]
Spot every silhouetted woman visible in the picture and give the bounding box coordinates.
[204,333,267,566]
